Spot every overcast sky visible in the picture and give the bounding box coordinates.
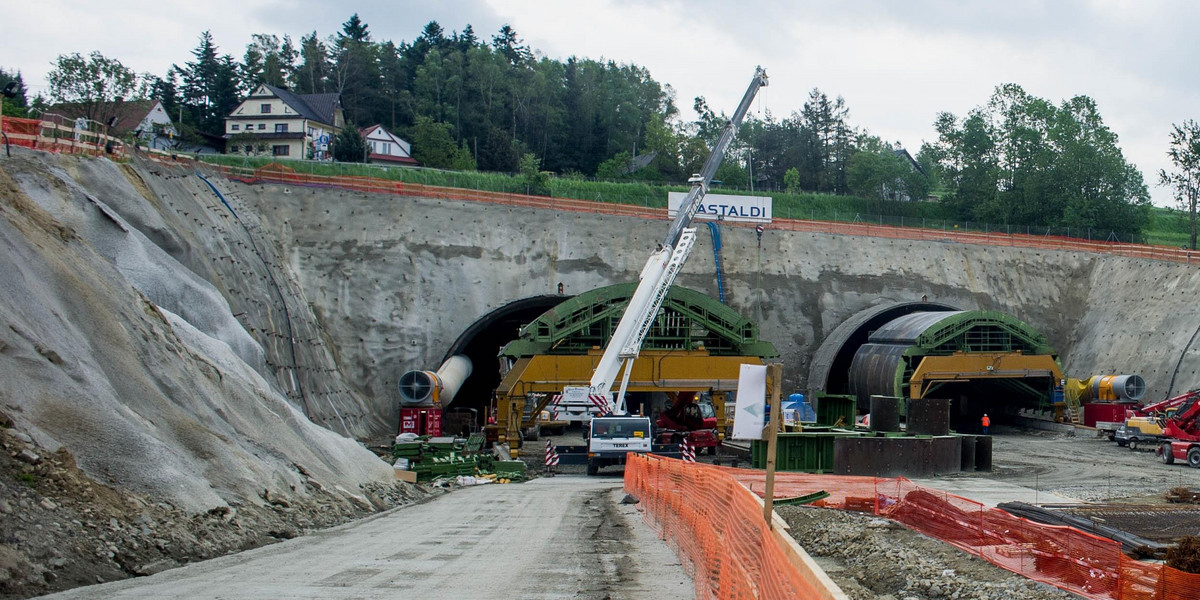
[6,0,1197,206]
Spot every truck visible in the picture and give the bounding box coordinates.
[586,415,654,475]
[582,67,769,474]
[655,392,721,454]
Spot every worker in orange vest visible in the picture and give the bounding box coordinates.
[981,414,991,434]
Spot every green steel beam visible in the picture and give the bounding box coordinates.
[502,283,777,359]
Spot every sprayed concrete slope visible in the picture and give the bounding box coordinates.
[3,150,1198,510]
[0,152,390,512]
[236,175,1200,429]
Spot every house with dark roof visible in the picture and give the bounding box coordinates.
[224,84,343,160]
[44,99,177,150]
[361,124,418,166]
[886,148,930,202]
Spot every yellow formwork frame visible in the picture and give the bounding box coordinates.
[494,348,765,448]
[908,351,1065,400]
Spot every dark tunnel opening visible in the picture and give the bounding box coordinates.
[931,378,1055,434]
[438,295,570,425]
[819,302,958,397]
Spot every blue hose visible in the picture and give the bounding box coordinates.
[706,222,725,303]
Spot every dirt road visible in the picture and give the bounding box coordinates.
[38,476,692,600]
[944,428,1200,502]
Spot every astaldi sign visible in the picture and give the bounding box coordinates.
[668,192,772,224]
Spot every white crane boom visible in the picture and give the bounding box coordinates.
[573,67,769,415]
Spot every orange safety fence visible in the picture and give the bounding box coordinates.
[624,453,842,600]
[639,461,1200,600]
[178,157,1200,267]
[1,116,125,158]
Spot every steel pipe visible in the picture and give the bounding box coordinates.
[397,355,473,407]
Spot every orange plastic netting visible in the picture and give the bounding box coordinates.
[206,159,1200,266]
[626,455,1200,600]
[624,453,834,600]
[1,117,41,149]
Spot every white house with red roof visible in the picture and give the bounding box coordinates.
[361,124,418,166]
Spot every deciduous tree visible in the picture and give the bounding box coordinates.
[1160,120,1200,249]
[47,51,137,124]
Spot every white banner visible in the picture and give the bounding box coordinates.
[732,364,768,440]
[668,192,773,224]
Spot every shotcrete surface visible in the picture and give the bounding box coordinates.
[239,175,1200,429]
[0,152,391,514]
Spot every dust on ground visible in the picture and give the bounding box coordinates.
[0,420,438,600]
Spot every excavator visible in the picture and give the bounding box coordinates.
[584,67,769,475]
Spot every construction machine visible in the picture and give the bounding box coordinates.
[1115,389,1197,450]
[655,392,721,454]
[1154,391,1200,466]
[583,67,769,475]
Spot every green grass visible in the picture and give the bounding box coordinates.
[191,155,1195,249]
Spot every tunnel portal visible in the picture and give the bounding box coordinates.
[814,305,1065,431]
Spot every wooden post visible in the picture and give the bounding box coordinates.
[763,362,783,529]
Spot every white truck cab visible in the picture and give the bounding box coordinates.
[587,415,652,475]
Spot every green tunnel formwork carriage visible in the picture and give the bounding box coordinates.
[847,310,1065,424]
[491,283,777,448]
[501,283,778,359]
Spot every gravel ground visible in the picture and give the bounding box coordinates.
[0,422,438,600]
[778,505,1079,600]
[773,426,1200,600]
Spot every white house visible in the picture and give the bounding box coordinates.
[46,99,177,150]
[224,84,343,160]
[361,124,418,166]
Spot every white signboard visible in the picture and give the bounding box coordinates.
[732,364,768,440]
[667,192,773,224]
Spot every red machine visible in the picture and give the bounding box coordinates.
[399,407,443,437]
[1154,391,1200,467]
[1127,389,1199,420]
[655,392,721,454]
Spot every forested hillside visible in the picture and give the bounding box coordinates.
[7,13,1160,238]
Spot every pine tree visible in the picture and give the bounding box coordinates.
[293,32,329,94]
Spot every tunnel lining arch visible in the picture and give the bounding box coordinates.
[808,301,959,396]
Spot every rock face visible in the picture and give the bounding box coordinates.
[4,149,1199,511]
[239,169,1200,428]
[0,152,391,514]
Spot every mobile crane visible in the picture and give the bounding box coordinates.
[584,67,768,475]
[1155,392,1200,467]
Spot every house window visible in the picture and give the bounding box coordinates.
[261,103,271,114]
[258,124,266,130]
[272,145,289,156]
[380,142,391,155]
[231,124,240,131]
[275,123,288,133]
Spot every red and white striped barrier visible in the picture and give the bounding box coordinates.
[680,439,696,463]
[544,440,559,469]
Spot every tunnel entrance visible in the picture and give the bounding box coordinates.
[817,307,1066,422]
[933,378,1057,433]
[437,295,569,420]
[809,302,959,397]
